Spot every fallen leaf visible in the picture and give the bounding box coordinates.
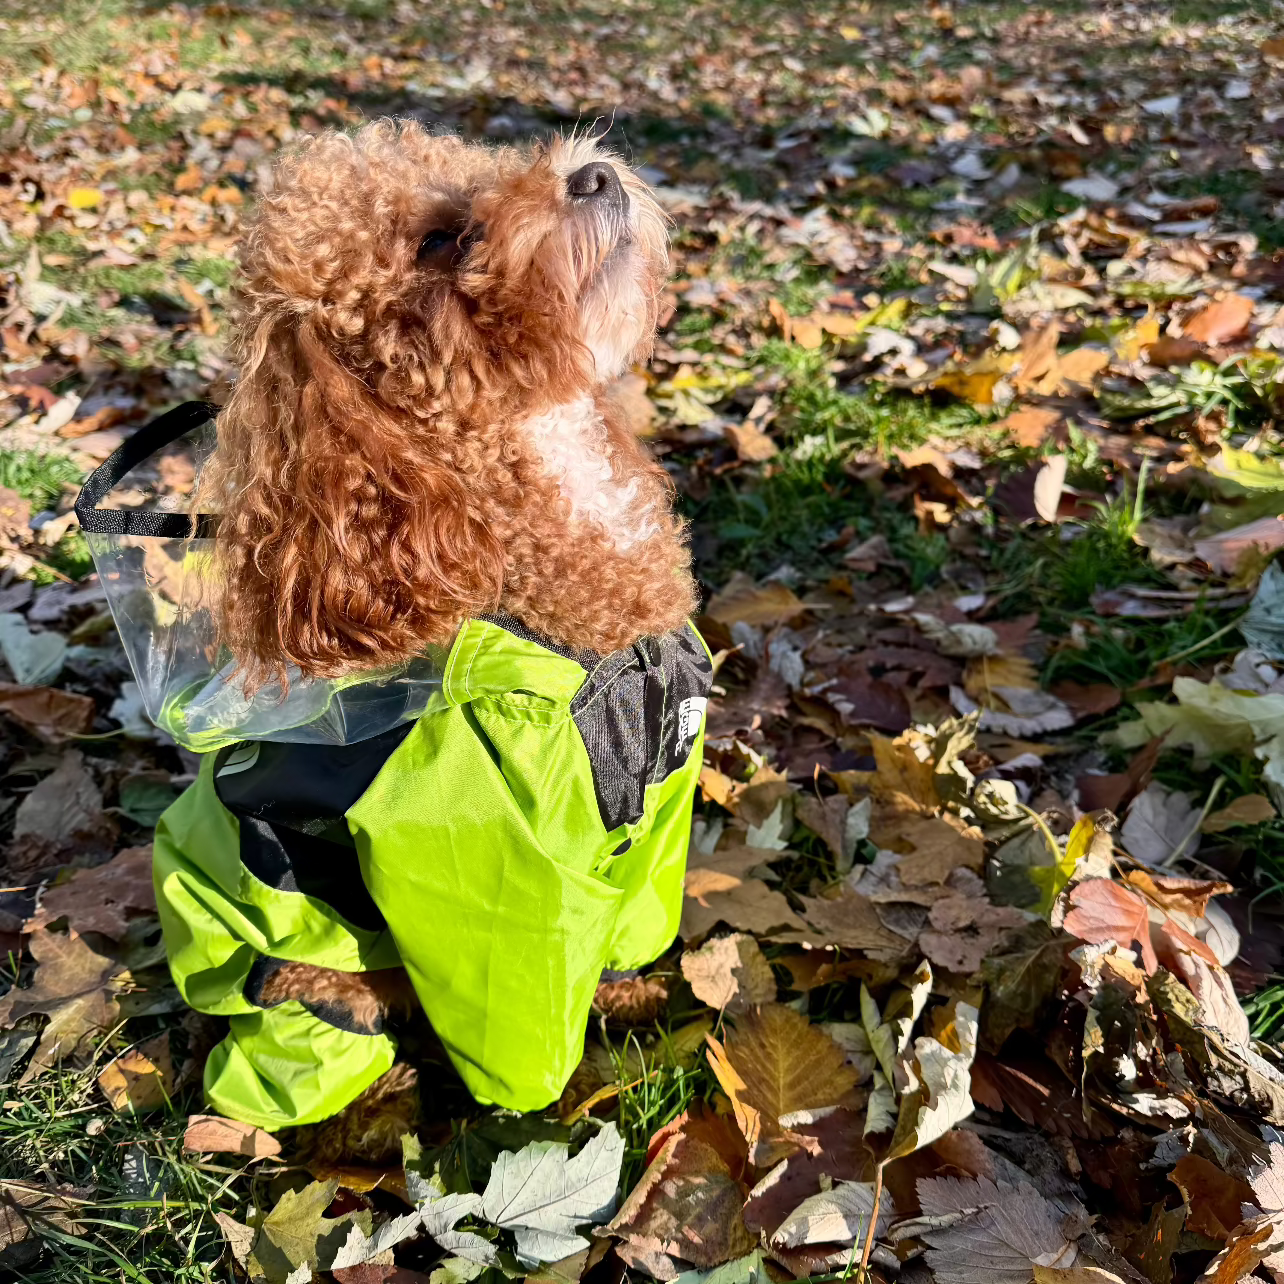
[1184,294,1255,346]
[706,1005,859,1166]
[97,1033,174,1113]
[681,877,807,941]
[886,1001,980,1160]
[0,683,95,741]
[183,1114,282,1157]
[25,846,155,939]
[681,934,777,1013]
[478,1122,624,1267]
[1120,783,1200,867]
[797,887,915,960]
[0,614,65,686]
[1195,516,1284,576]
[770,1179,894,1252]
[918,897,1029,975]
[705,574,806,628]
[1203,794,1276,831]
[897,1175,1086,1284]
[1169,1154,1254,1241]
[0,928,126,1082]
[994,407,1061,449]
[1120,870,1233,918]
[724,421,778,462]
[248,1179,372,1282]
[603,1119,754,1276]
[1064,880,1158,973]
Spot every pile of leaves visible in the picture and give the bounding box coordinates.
[11,0,1284,1281]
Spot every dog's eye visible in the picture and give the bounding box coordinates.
[418,228,459,259]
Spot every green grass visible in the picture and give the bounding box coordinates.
[0,1054,245,1282]
[0,451,84,512]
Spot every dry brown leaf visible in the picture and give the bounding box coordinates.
[1184,293,1255,346]
[681,877,808,942]
[794,793,851,864]
[698,767,740,811]
[993,406,1062,449]
[97,1032,175,1113]
[865,729,940,813]
[603,1124,754,1275]
[791,318,824,349]
[706,1004,859,1167]
[1063,879,1158,974]
[704,572,807,628]
[724,420,778,462]
[1121,870,1233,918]
[1195,516,1284,575]
[918,896,1030,974]
[1203,794,1276,832]
[1013,324,1062,392]
[0,928,126,1082]
[888,814,986,886]
[183,1113,282,1157]
[681,933,777,1012]
[1169,1154,1255,1241]
[0,683,96,741]
[796,887,915,960]
[25,846,156,939]
[819,313,865,337]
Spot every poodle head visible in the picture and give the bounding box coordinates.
[207,121,694,685]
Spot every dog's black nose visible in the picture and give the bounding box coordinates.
[567,161,625,207]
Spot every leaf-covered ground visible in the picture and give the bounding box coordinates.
[8,0,1284,1280]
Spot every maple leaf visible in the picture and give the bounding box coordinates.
[183,1114,281,1158]
[1064,880,1159,974]
[247,1180,372,1282]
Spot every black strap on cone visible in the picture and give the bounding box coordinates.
[75,400,221,539]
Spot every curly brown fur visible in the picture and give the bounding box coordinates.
[258,961,419,1035]
[297,1062,422,1166]
[201,121,696,686]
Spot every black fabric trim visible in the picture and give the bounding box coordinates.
[243,954,386,1036]
[75,400,221,537]
[469,613,713,833]
[214,723,416,934]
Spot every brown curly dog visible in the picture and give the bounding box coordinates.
[200,121,694,1158]
[202,120,694,690]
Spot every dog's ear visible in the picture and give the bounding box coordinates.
[207,311,505,684]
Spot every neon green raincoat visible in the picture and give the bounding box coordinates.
[78,404,712,1130]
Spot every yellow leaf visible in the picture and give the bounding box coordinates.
[67,187,103,210]
[97,1034,174,1112]
[1052,346,1110,391]
[963,653,1040,700]
[791,318,824,349]
[706,1005,858,1166]
[839,24,862,39]
[1113,314,1160,363]
[1028,814,1095,916]
[932,368,1003,406]
[705,571,806,627]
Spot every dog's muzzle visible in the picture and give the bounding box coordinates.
[567,161,629,218]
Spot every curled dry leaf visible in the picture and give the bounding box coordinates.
[770,1179,895,1256]
[681,933,777,1013]
[886,1001,980,1161]
[183,1113,282,1157]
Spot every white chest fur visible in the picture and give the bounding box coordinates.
[519,396,654,550]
